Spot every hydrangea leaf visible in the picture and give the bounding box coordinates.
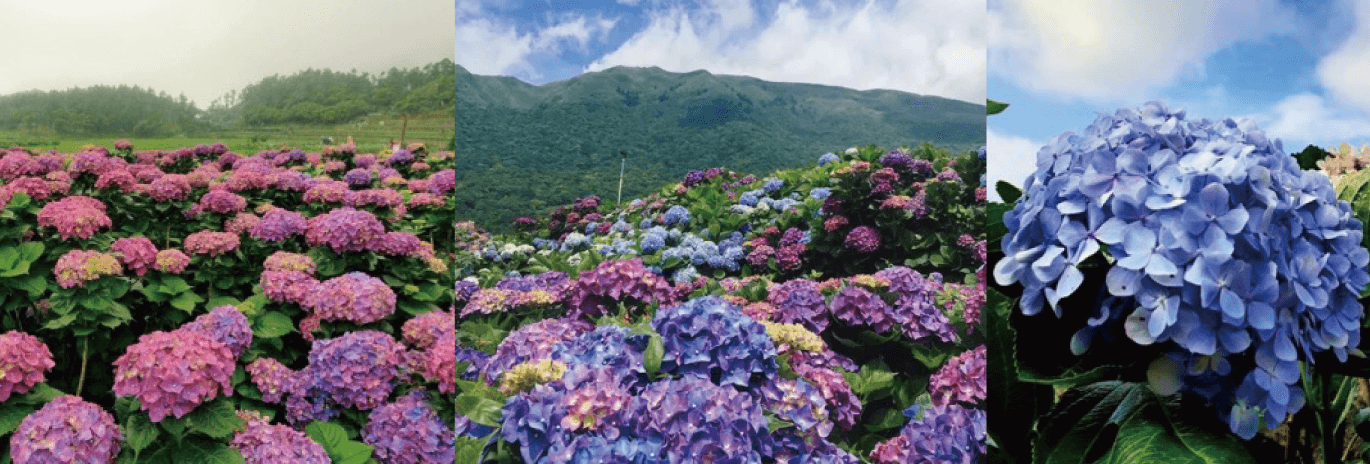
[123,413,160,453]
[0,403,35,436]
[986,288,1057,462]
[185,397,242,439]
[252,311,294,339]
[988,99,1010,115]
[1035,381,1254,464]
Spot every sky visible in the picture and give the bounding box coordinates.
[454,0,987,105]
[987,0,1370,201]
[0,0,455,109]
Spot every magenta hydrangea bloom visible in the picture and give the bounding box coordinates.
[230,410,330,464]
[407,192,445,208]
[262,251,315,273]
[37,196,111,240]
[305,207,385,253]
[0,331,54,401]
[109,236,157,277]
[250,207,308,243]
[301,271,396,325]
[183,231,240,257]
[298,330,407,411]
[197,189,248,214]
[844,225,881,253]
[565,258,677,319]
[303,180,349,204]
[483,317,594,381]
[260,270,319,304]
[411,337,457,394]
[346,188,404,208]
[402,309,455,350]
[874,266,958,343]
[53,250,122,288]
[112,330,235,422]
[154,249,191,274]
[148,173,191,202]
[428,170,455,195]
[224,212,261,235]
[10,395,122,463]
[768,279,830,333]
[830,285,895,333]
[929,345,986,408]
[363,392,456,464]
[182,305,253,357]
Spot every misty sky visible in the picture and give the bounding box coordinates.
[456,0,987,105]
[0,0,455,109]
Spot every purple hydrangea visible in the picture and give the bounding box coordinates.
[198,189,248,214]
[260,270,319,304]
[768,279,830,333]
[112,330,235,422]
[110,236,157,277]
[181,305,253,357]
[10,396,122,463]
[761,378,833,437]
[305,207,385,253]
[929,345,986,408]
[230,410,330,463]
[565,259,677,319]
[250,208,308,243]
[363,391,456,464]
[402,309,455,350]
[0,331,54,402]
[245,357,298,404]
[876,266,958,342]
[869,404,987,464]
[483,317,593,381]
[301,272,396,325]
[625,376,774,462]
[296,330,407,412]
[652,296,778,389]
[343,168,372,187]
[830,285,896,333]
[428,170,455,195]
[844,225,881,253]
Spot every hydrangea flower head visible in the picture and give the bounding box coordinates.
[994,101,1370,438]
[245,357,298,404]
[10,395,121,463]
[112,330,235,422]
[565,258,676,319]
[109,236,157,277]
[363,392,456,464]
[0,331,54,401]
[301,272,396,328]
[625,376,773,462]
[53,250,122,288]
[402,309,455,350]
[183,231,240,257]
[37,195,111,240]
[869,404,986,464]
[250,208,308,242]
[929,345,986,408]
[652,296,778,389]
[230,410,330,464]
[499,359,567,394]
[305,207,385,253]
[154,249,191,273]
[182,305,253,357]
[299,330,406,410]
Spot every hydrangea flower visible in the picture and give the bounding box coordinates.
[181,305,253,357]
[402,309,455,350]
[198,189,248,214]
[296,330,406,411]
[10,396,121,463]
[250,208,308,242]
[869,404,986,464]
[818,153,840,166]
[245,357,298,404]
[53,250,122,288]
[653,296,778,389]
[230,410,330,464]
[183,231,240,257]
[37,195,111,240]
[993,101,1370,438]
[929,345,986,408]
[625,376,774,462]
[305,207,385,253]
[500,359,567,394]
[261,270,318,304]
[363,392,456,464]
[112,330,235,422]
[483,317,593,381]
[844,225,881,253]
[663,205,690,226]
[109,236,157,277]
[0,331,54,402]
[153,249,191,274]
[565,259,676,319]
[300,272,396,334]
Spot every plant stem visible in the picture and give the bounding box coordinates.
[76,336,88,396]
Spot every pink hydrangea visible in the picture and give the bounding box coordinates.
[409,338,456,394]
[928,345,986,408]
[198,189,248,214]
[110,236,158,277]
[260,270,318,304]
[301,272,396,328]
[249,207,308,243]
[0,331,54,401]
[304,207,385,253]
[37,196,111,240]
[112,330,235,422]
[402,309,455,350]
[148,174,191,202]
[262,251,315,273]
[245,357,299,404]
[230,410,330,464]
[10,396,122,463]
[363,392,456,464]
[182,305,253,357]
[407,192,445,208]
[53,250,122,288]
[224,212,261,235]
[154,249,191,273]
[183,231,240,257]
[844,226,881,253]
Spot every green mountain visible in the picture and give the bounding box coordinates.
[455,65,986,230]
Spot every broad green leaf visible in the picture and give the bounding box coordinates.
[0,247,18,275]
[253,312,294,338]
[996,180,1023,204]
[644,333,663,378]
[988,99,1010,115]
[206,296,240,309]
[185,398,243,439]
[123,414,160,452]
[986,288,1055,463]
[331,442,374,464]
[170,292,202,313]
[11,275,47,298]
[162,276,191,294]
[43,313,76,330]
[0,403,35,436]
[456,394,505,427]
[305,422,347,450]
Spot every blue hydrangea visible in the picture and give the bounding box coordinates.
[551,325,649,389]
[639,218,655,229]
[551,436,666,464]
[739,190,764,207]
[663,205,691,226]
[652,296,778,389]
[763,178,784,193]
[672,266,700,284]
[818,153,839,165]
[585,222,599,234]
[810,188,831,201]
[977,145,986,160]
[612,220,633,233]
[559,233,590,252]
[640,230,668,254]
[993,101,1370,439]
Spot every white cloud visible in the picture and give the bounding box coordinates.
[986,128,1043,202]
[990,0,1295,102]
[1317,0,1370,112]
[585,0,986,103]
[1247,93,1370,149]
[456,9,617,81]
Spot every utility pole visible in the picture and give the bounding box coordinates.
[617,151,627,206]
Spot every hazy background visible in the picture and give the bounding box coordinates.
[0,0,455,108]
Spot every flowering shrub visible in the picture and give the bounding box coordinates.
[10,395,122,463]
[230,410,330,463]
[112,329,235,422]
[0,331,54,402]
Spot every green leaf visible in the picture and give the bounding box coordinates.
[18,384,63,404]
[986,288,1056,463]
[16,242,43,263]
[253,312,294,338]
[455,394,505,427]
[170,292,202,313]
[11,275,47,298]
[185,398,243,439]
[306,422,373,464]
[0,403,36,436]
[996,181,1022,204]
[988,99,1010,115]
[844,362,896,396]
[1035,382,1255,464]
[644,333,663,378]
[162,276,192,294]
[123,414,160,452]
[43,313,77,330]
[205,296,240,309]
[0,246,19,276]
[331,442,375,464]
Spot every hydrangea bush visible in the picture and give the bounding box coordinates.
[0,142,455,462]
[460,144,985,462]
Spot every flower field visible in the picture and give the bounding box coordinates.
[988,101,1370,463]
[0,141,456,462]
[455,143,987,462]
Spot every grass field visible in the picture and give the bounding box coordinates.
[0,111,454,154]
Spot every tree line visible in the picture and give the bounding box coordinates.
[0,59,456,137]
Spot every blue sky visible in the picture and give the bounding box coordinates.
[455,0,987,104]
[987,0,1370,201]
